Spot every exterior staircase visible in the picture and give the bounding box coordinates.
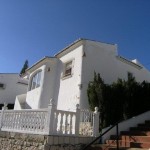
[88,120,150,150]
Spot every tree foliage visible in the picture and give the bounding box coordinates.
[87,72,105,128]
[87,72,150,130]
[20,60,29,76]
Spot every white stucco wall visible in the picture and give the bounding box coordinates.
[80,40,150,109]
[26,87,42,109]
[14,94,26,110]
[116,57,150,83]
[39,59,60,108]
[55,39,150,112]
[57,45,83,111]
[0,74,27,104]
[25,58,59,109]
[80,41,118,109]
[25,65,45,109]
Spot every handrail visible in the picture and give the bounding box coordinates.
[81,119,123,150]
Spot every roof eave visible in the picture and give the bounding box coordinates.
[26,56,56,73]
[55,38,116,58]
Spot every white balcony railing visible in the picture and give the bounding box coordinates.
[1,109,48,134]
[0,101,99,137]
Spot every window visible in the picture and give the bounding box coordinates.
[64,61,72,77]
[127,72,133,80]
[30,71,42,90]
[0,83,5,89]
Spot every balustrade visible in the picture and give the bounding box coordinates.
[79,107,99,136]
[1,109,48,134]
[0,101,99,137]
[53,110,76,135]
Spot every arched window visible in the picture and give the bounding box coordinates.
[30,71,42,90]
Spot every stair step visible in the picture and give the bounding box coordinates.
[121,136,150,143]
[130,127,150,131]
[138,123,150,127]
[110,135,150,143]
[89,144,149,150]
[108,148,148,150]
[106,140,130,147]
[89,120,150,150]
[106,140,150,148]
[145,120,150,125]
[121,131,150,136]
[131,142,150,148]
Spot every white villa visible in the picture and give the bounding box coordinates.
[1,39,150,149]
[14,38,150,111]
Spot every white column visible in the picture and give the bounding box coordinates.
[0,103,8,129]
[47,99,55,135]
[93,107,100,137]
[75,104,80,135]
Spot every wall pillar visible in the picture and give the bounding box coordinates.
[93,107,100,137]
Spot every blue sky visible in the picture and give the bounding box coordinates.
[0,0,150,73]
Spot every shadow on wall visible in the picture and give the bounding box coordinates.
[0,104,14,110]
[25,103,32,109]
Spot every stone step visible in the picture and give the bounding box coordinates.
[110,135,150,143]
[107,148,148,150]
[88,144,149,150]
[120,131,150,136]
[130,127,150,131]
[131,142,150,149]
[108,148,148,150]
[106,140,150,148]
[106,140,130,147]
[89,120,150,150]
[138,124,150,127]
[144,120,150,125]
